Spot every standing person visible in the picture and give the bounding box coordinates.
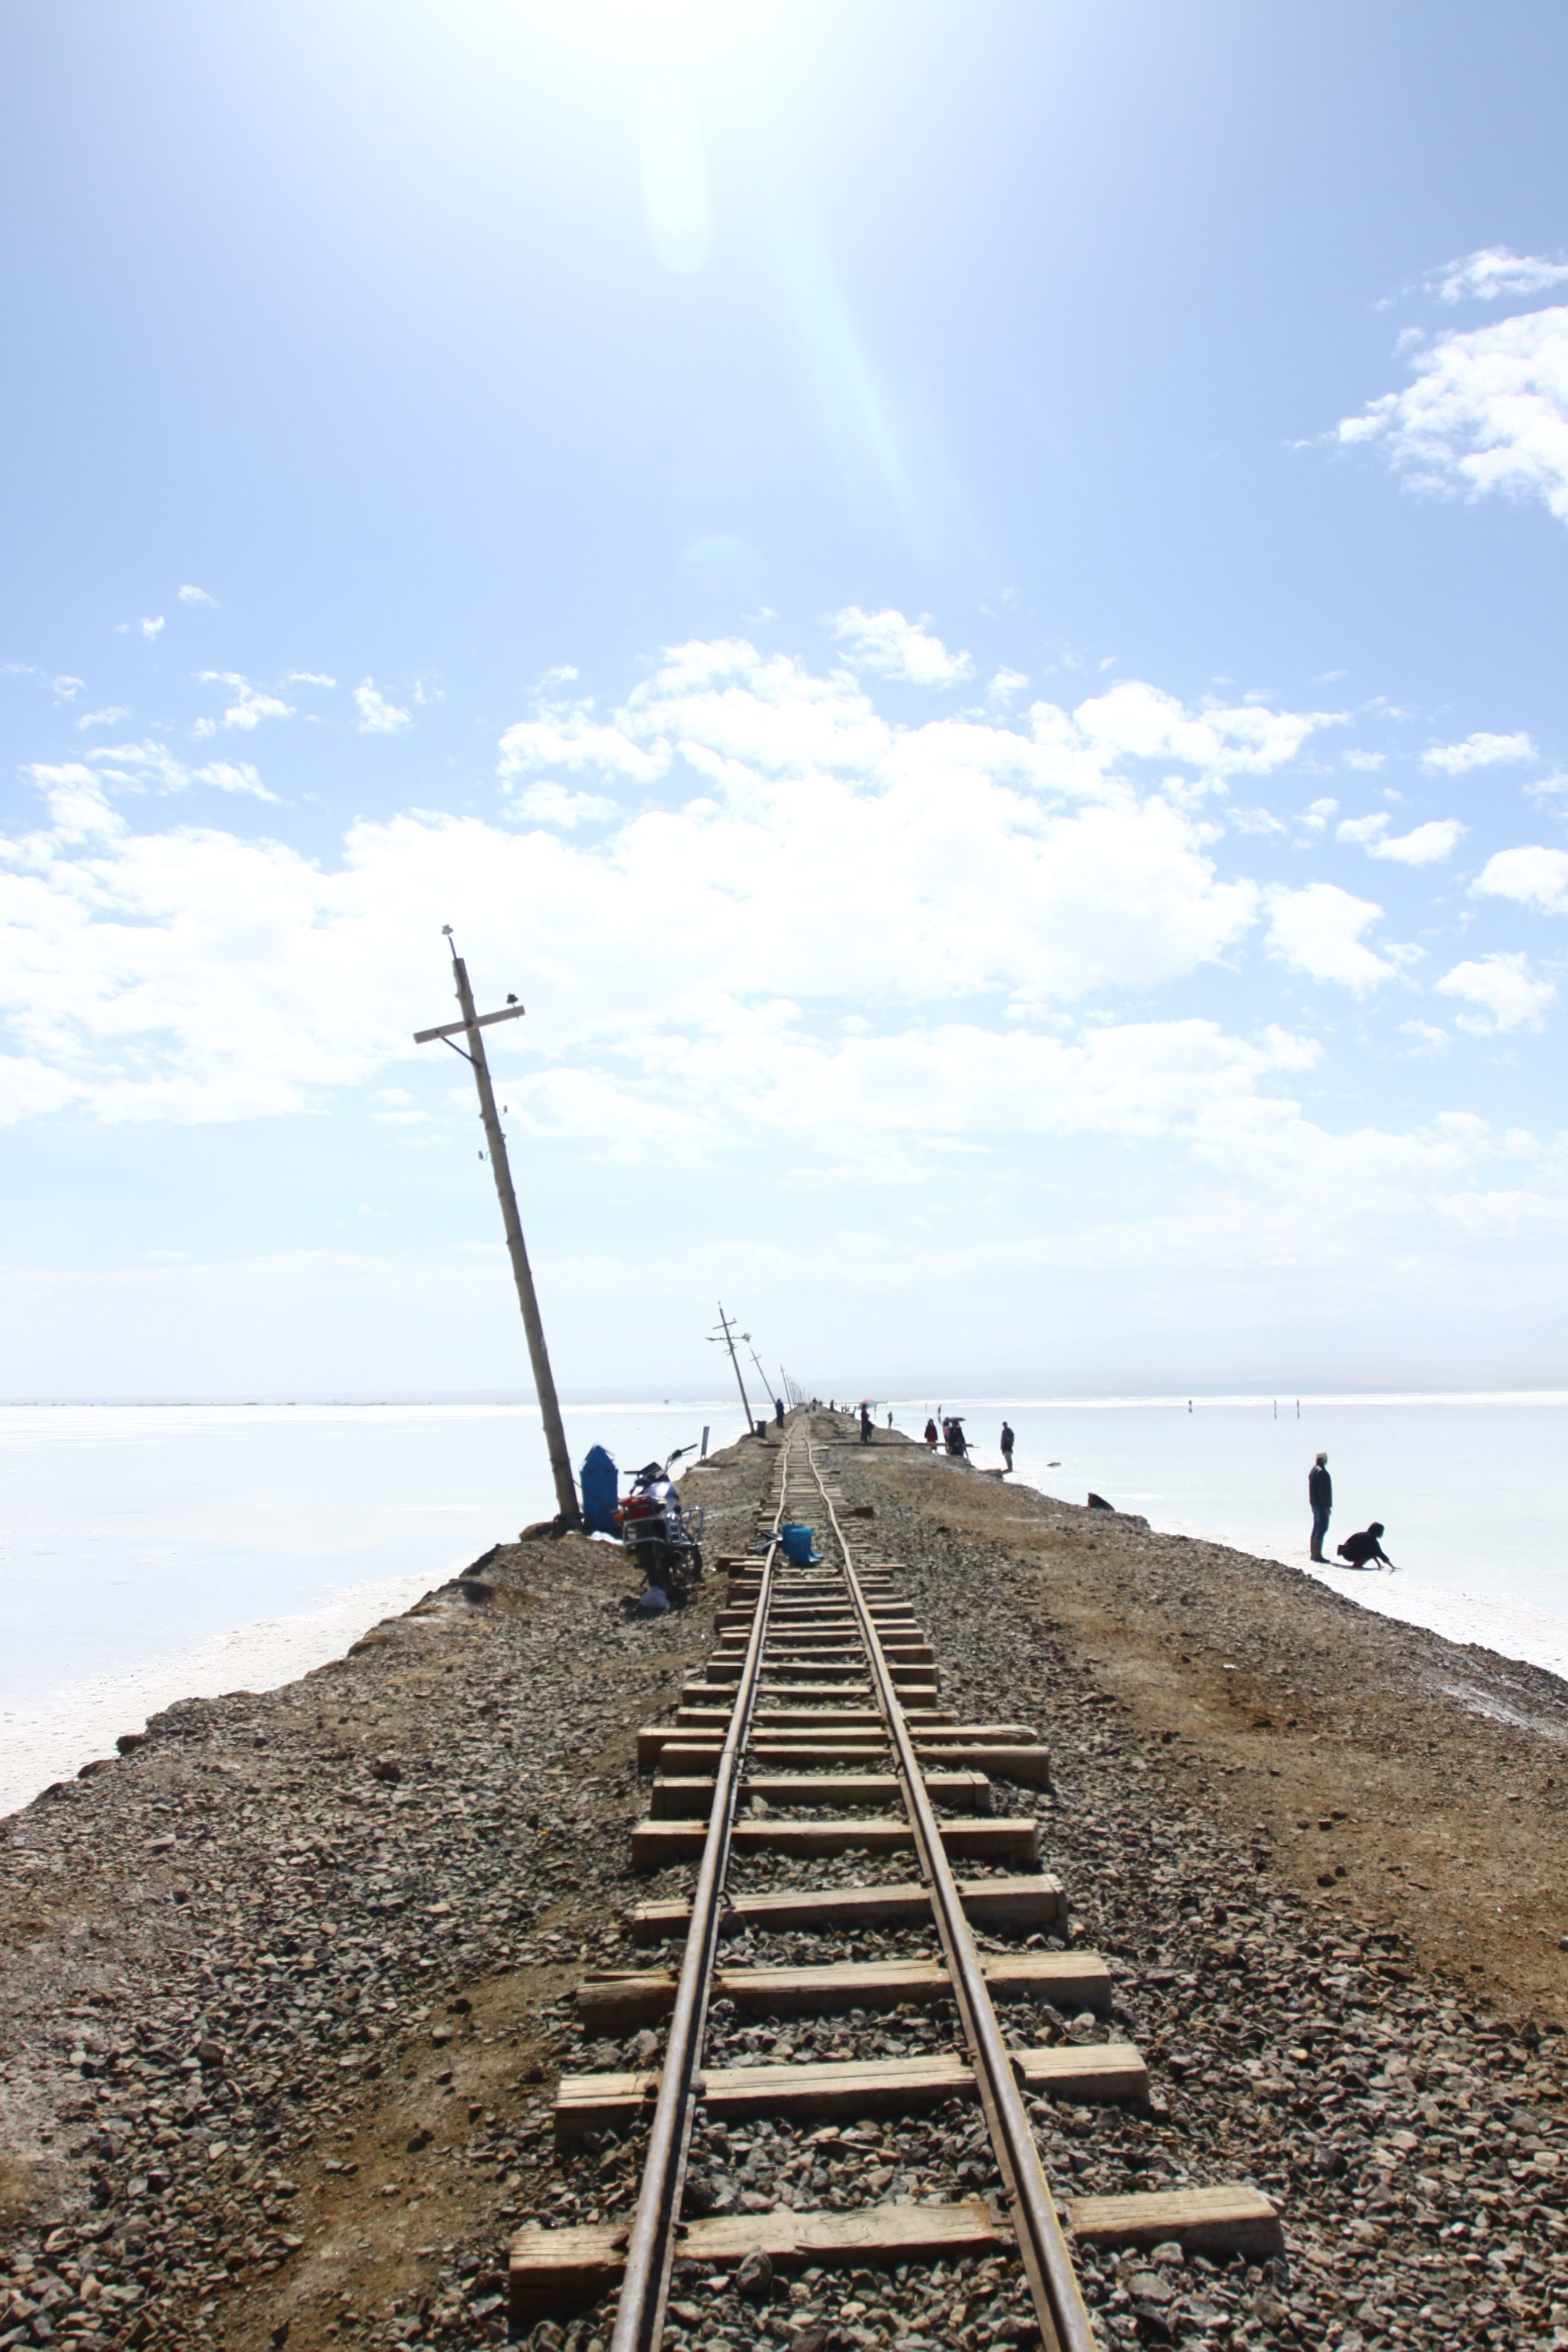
[774,1397,785,1429]
[1000,1419,1014,1472]
[859,1402,873,1446]
[1308,1451,1332,1563]
[887,1411,893,1429]
[923,1417,938,1449]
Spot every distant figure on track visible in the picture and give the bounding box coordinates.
[1000,1420,1014,1472]
[1338,1522,1395,1570]
[924,1418,939,1450]
[860,1402,873,1446]
[775,1397,785,1429]
[1308,1451,1332,1563]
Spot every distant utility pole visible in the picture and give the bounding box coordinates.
[708,1303,754,1433]
[414,929,580,1530]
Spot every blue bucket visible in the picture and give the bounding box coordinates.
[781,1524,815,1564]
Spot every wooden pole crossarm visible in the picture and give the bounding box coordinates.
[412,1003,527,1045]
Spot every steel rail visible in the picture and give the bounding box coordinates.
[609,1435,794,2352]
[805,1439,1097,2352]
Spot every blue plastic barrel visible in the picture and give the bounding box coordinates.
[781,1524,814,1564]
[580,1445,619,1534]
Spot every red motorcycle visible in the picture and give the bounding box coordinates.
[619,1449,705,1598]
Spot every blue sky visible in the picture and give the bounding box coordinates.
[4,0,1568,1399]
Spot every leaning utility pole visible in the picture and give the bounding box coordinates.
[414,929,580,1529]
[708,1303,754,1435]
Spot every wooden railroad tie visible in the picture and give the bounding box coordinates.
[717,1642,939,1667]
[554,2040,1150,2145]
[648,1769,994,1818]
[700,1661,938,1687]
[629,1871,1067,1942]
[650,1738,1052,1785]
[576,1948,1115,2034]
[718,1602,913,1617]
[638,1707,962,1764]
[666,1704,956,1730]
[632,1814,1040,1867]
[682,1679,882,1704]
[509,2187,1284,2328]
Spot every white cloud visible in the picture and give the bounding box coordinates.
[1422,730,1536,773]
[1436,952,1557,1034]
[139,616,165,639]
[1338,812,1465,864]
[60,739,279,803]
[1472,843,1568,912]
[501,638,1336,816]
[52,675,85,701]
[21,631,1529,1240]
[284,671,337,689]
[1340,305,1568,524]
[509,779,616,828]
[178,583,217,606]
[193,671,293,735]
[1228,805,1289,838]
[76,706,130,732]
[1071,679,1340,779]
[988,668,1029,705]
[1344,748,1385,772]
[1,642,1290,1134]
[191,760,280,800]
[1267,883,1395,992]
[1300,797,1338,831]
[1424,247,1568,305]
[1370,818,1465,865]
[831,607,974,688]
[498,704,669,792]
[622,639,890,779]
[0,769,1269,1136]
[353,679,413,735]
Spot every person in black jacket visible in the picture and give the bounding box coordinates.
[1000,1420,1014,1472]
[1308,1452,1332,1562]
[1338,1522,1394,1570]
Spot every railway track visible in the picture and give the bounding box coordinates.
[511,1417,1282,2348]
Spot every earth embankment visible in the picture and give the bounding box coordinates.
[2,1415,1565,2352]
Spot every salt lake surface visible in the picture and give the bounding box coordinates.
[4,1391,1566,1818]
[0,1399,744,1816]
[888,1390,1568,1691]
